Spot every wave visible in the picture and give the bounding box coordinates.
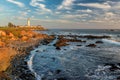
[102,39,120,45]
[27,51,41,80]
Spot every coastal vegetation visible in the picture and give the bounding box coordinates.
[0,25,52,80]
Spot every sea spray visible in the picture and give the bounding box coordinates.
[27,51,41,80]
[102,39,120,46]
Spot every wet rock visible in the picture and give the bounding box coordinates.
[86,44,96,47]
[56,47,61,50]
[64,49,67,50]
[104,63,120,71]
[96,41,103,44]
[76,45,82,46]
[36,50,40,52]
[55,69,62,74]
[55,39,69,48]
[117,76,120,80]
[57,77,67,80]
[52,57,56,61]
[83,35,111,39]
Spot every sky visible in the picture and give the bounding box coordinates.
[0,0,120,29]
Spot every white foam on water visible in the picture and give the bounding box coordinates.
[27,51,42,80]
[102,39,120,46]
[86,65,116,80]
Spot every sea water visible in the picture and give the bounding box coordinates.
[28,29,120,80]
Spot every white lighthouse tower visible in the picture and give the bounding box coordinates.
[27,18,30,27]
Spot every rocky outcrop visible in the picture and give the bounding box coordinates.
[54,35,86,50]
[86,44,96,47]
[96,41,103,44]
[58,35,111,39]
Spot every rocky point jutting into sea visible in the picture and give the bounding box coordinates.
[0,27,55,80]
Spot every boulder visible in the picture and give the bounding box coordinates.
[86,44,96,47]
[8,33,14,37]
[56,47,61,50]
[21,30,27,36]
[96,41,103,44]
[21,36,29,41]
[0,31,6,36]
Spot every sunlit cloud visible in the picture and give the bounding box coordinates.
[57,0,75,10]
[30,0,51,12]
[6,0,25,7]
[78,2,111,9]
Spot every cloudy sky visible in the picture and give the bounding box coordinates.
[0,0,120,29]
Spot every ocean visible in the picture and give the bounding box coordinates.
[28,29,120,80]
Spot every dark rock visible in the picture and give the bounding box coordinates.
[56,47,61,50]
[104,63,120,71]
[64,49,67,50]
[35,50,40,52]
[52,57,56,61]
[117,76,120,80]
[96,41,103,44]
[84,35,111,39]
[57,77,67,80]
[76,45,82,46]
[55,69,62,74]
[86,44,96,47]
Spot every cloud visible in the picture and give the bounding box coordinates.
[62,14,89,19]
[7,0,25,7]
[78,2,111,9]
[31,18,71,23]
[76,9,93,13]
[58,0,75,10]
[30,0,51,12]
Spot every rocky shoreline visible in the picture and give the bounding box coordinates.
[6,36,55,80]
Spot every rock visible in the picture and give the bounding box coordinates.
[64,49,67,50]
[52,57,55,61]
[0,30,6,36]
[56,47,61,50]
[117,76,120,80]
[21,30,27,36]
[8,33,14,37]
[96,41,103,44]
[57,78,67,80]
[104,63,120,71]
[86,44,96,47]
[55,69,62,74]
[35,50,40,52]
[21,36,29,41]
[55,39,69,48]
[76,45,82,46]
[84,35,111,39]
[10,37,17,40]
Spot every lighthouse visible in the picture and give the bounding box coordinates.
[27,18,30,27]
